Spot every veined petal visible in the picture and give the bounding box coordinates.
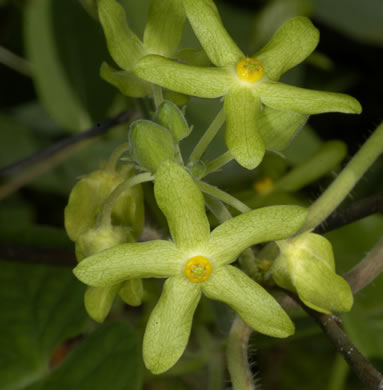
[183,0,243,66]
[135,55,234,98]
[100,62,151,97]
[224,88,265,170]
[255,16,319,81]
[207,205,307,266]
[257,81,362,114]
[203,266,294,337]
[73,240,182,287]
[154,160,210,251]
[98,0,145,70]
[143,275,201,374]
[258,106,308,151]
[144,0,186,56]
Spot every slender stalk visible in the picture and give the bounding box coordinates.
[197,180,251,214]
[203,150,234,177]
[100,172,153,227]
[189,107,225,163]
[0,45,32,77]
[227,316,255,390]
[152,84,164,109]
[300,122,383,232]
[204,194,232,223]
[104,143,130,172]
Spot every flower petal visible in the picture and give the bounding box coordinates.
[154,160,210,251]
[203,265,294,337]
[73,240,182,287]
[135,55,234,98]
[224,88,265,170]
[98,0,145,70]
[207,205,307,266]
[143,0,186,56]
[257,81,362,114]
[143,275,201,374]
[255,16,319,81]
[183,0,243,66]
[258,106,308,151]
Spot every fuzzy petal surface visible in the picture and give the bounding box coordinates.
[255,16,319,81]
[73,240,182,287]
[143,275,201,374]
[155,160,210,251]
[183,0,243,66]
[135,55,234,98]
[224,88,265,170]
[203,266,294,337]
[257,81,362,114]
[207,205,307,267]
[144,0,186,56]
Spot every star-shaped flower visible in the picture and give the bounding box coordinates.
[74,160,307,374]
[134,0,361,169]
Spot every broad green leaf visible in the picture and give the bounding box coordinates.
[143,276,201,374]
[183,0,243,66]
[203,265,294,337]
[24,0,116,131]
[26,322,142,390]
[135,55,234,98]
[154,160,210,251]
[0,262,87,389]
[224,87,265,170]
[255,16,319,81]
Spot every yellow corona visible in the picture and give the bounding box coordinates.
[184,256,212,283]
[236,57,264,83]
[253,176,273,194]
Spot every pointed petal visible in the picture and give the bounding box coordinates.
[100,62,151,97]
[143,275,201,374]
[258,106,308,151]
[73,240,182,287]
[224,88,265,170]
[207,205,307,267]
[255,16,319,81]
[154,160,210,251]
[144,0,186,56]
[135,55,234,98]
[203,266,294,337]
[98,0,145,70]
[183,0,243,66]
[257,81,362,114]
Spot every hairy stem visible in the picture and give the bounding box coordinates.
[203,150,234,177]
[105,143,130,172]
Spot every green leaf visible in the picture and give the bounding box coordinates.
[203,265,295,337]
[24,0,116,131]
[28,322,142,390]
[182,0,243,66]
[143,0,186,56]
[224,87,265,170]
[74,240,182,287]
[154,160,210,251]
[143,276,201,374]
[257,81,362,114]
[255,16,319,81]
[207,205,307,267]
[135,55,234,98]
[0,262,87,389]
[98,0,145,70]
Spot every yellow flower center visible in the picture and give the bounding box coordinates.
[184,256,212,283]
[253,176,273,194]
[236,57,264,83]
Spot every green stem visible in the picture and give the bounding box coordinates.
[0,45,32,77]
[197,180,251,214]
[203,150,234,177]
[301,122,383,232]
[189,107,225,163]
[227,316,255,390]
[104,143,130,172]
[100,172,153,227]
[204,194,232,223]
[152,84,163,109]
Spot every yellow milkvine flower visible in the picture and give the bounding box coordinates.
[134,0,361,170]
[74,160,307,374]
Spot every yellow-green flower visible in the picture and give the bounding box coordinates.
[74,160,307,373]
[134,0,361,169]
